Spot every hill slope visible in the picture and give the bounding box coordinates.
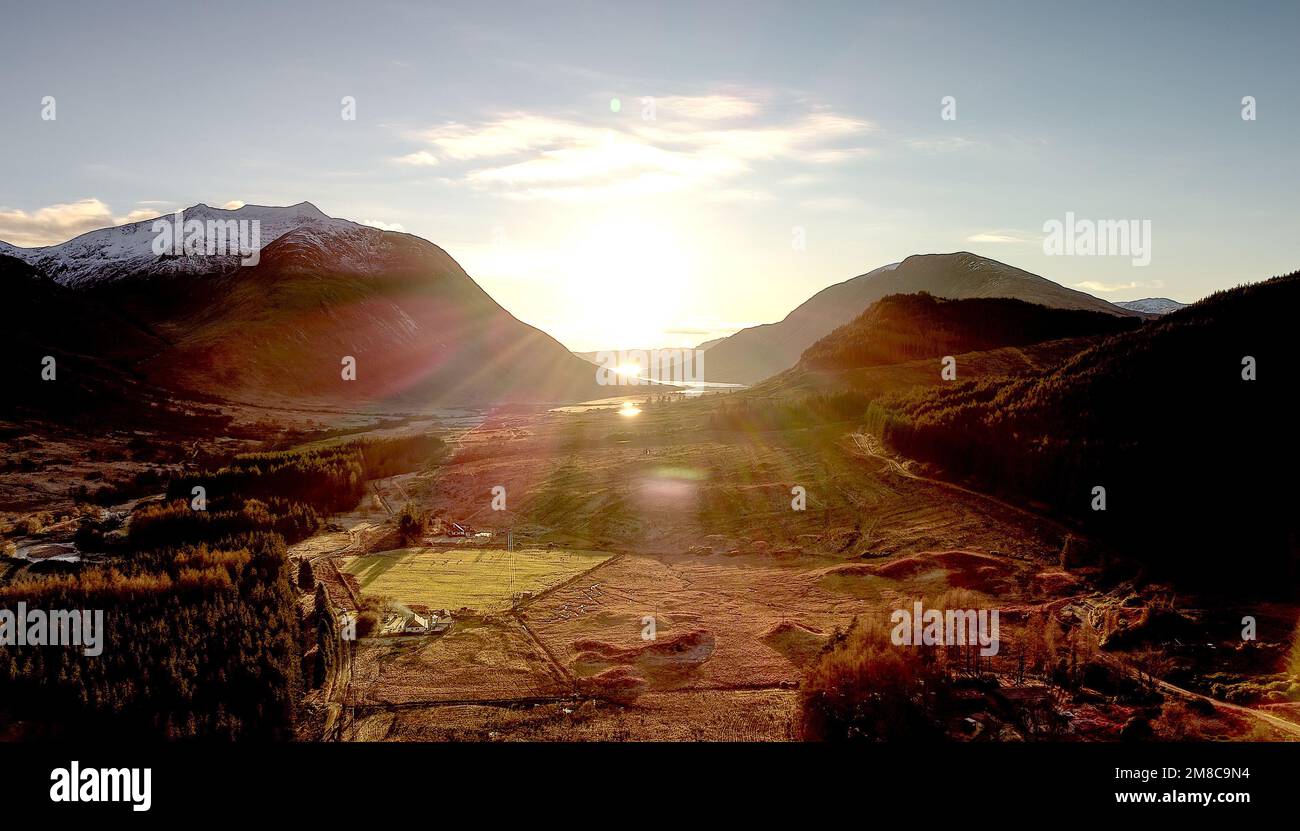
[4,203,607,408]
[698,253,1136,385]
[0,254,217,428]
[135,224,607,406]
[866,271,1299,589]
[799,292,1139,372]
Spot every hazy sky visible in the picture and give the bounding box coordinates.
[2,0,1298,350]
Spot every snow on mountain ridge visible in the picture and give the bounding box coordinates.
[0,201,361,287]
[1114,297,1189,315]
[254,220,416,276]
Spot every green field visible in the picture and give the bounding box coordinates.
[341,547,612,612]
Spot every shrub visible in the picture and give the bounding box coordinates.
[799,618,951,741]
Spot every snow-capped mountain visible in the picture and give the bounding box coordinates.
[4,201,609,408]
[1114,297,1189,315]
[2,201,358,287]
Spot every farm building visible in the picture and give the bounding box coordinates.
[379,605,452,637]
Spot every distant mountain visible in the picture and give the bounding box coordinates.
[574,348,671,363]
[3,203,607,408]
[573,339,724,390]
[799,292,1139,372]
[573,337,724,364]
[697,253,1137,385]
[867,271,1299,589]
[1114,297,1189,315]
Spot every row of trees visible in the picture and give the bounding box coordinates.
[165,433,445,514]
[128,496,321,549]
[1,431,447,738]
[0,533,301,739]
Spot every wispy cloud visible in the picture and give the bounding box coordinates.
[398,96,876,201]
[966,230,1037,244]
[0,198,161,247]
[780,173,826,187]
[417,114,594,162]
[652,94,760,120]
[706,188,775,204]
[803,147,875,163]
[392,150,440,167]
[1074,279,1165,293]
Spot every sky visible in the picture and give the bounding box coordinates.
[1,0,1298,351]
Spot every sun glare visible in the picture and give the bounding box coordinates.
[614,362,643,378]
[567,219,692,347]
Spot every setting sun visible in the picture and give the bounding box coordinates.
[563,219,693,347]
[613,362,643,378]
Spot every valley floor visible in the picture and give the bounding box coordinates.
[284,397,1298,742]
[2,391,1293,742]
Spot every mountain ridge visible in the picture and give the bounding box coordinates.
[5,202,609,408]
[1,201,358,288]
[1114,297,1190,315]
[694,252,1137,385]
[798,292,1140,372]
